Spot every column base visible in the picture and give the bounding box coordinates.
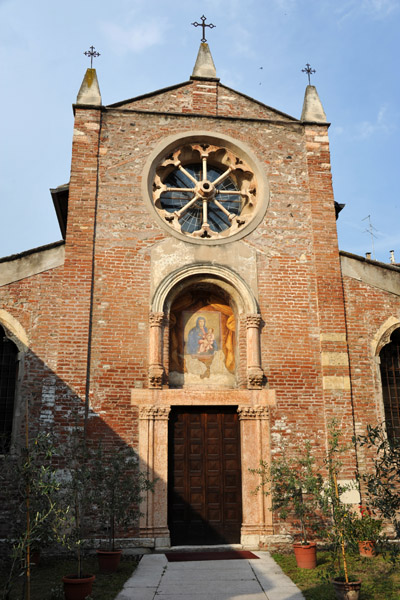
[155,536,171,549]
[140,526,171,549]
[241,524,274,548]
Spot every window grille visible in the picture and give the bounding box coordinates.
[380,329,400,442]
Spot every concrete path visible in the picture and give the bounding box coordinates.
[115,551,305,600]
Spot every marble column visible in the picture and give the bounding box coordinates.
[138,405,171,547]
[148,312,165,389]
[246,314,264,389]
[238,405,272,545]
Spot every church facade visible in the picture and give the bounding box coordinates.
[1,43,399,549]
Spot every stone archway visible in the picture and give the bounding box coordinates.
[0,310,28,452]
[377,326,400,442]
[372,316,400,356]
[371,317,400,432]
[148,263,264,390]
[131,264,275,548]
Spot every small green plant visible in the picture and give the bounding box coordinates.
[49,584,64,600]
[351,505,382,542]
[250,440,325,544]
[91,444,153,551]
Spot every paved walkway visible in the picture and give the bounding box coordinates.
[115,551,305,600]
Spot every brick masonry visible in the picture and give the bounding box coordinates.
[1,72,400,543]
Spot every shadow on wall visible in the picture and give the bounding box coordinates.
[0,339,241,549]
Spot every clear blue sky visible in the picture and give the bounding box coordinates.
[1,0,399,263]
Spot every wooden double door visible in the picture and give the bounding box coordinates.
[168,407,242,545]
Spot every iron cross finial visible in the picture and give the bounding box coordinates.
[84,46,100,68]
[302,63,316,85]
[191,15,216,43]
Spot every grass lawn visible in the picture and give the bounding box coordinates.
[0,554,140,600]
[273,550,400,600]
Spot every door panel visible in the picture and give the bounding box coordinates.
[168,407,242,545]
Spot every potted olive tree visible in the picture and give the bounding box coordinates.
[356,423,400,565]
[251,440,324,568]
[320,420,362,600]
[91,444,152,572]
[1,434,65,600]
[61,429,95,600]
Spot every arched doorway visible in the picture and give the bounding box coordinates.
[167,286,241,544]
[133,265,275,548]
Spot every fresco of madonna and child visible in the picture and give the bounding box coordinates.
[168,303,236,388]
[187,316,218,356]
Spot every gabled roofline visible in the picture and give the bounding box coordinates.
[106,79,300,122]
[107,81,192,108]
[218,83,299,122]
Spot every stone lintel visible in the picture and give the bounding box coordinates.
[132,388,276,407]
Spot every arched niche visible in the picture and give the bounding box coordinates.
[169,284,237,389]
[148,264,264,390]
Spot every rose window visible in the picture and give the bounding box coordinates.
[152,144,257,240]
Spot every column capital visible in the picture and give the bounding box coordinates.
[247,366,264,389]
[246,314,262,329]
[139,405,171,420]
[149,312,165,327]
[149,365,164,389]
[237,405,269,420]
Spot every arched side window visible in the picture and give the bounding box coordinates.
[0,325,19,452]
[380,328,400,442]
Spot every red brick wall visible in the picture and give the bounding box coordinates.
[342,272,400,479]
[2,77,398,517]
[0,265,64,440]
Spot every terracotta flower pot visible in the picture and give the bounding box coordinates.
[332,577,361,600]
[358,540,376,557]
[96,549,122,573]
[62,574,95,600]
[293,542,317,569]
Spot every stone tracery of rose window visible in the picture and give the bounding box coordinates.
[152,144,257,239]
